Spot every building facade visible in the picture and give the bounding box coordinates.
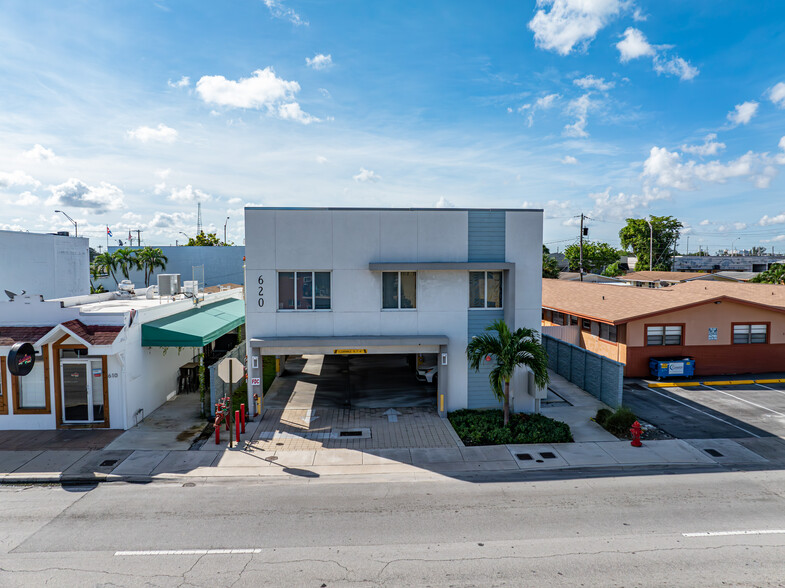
[542,279,785,378]
[0,230,89,300]
[244,207,544,416]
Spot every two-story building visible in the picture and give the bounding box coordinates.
[243,207,544,417]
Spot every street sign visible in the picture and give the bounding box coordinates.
[217,357,244,383]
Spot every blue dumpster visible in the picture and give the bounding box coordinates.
[649,357,695,380]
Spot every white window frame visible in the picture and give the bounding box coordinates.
[381,271,417,311]
[277,271,332,312]
[469,271,503,310]
[732,323,767,345]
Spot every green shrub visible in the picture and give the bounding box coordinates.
[601,406,637,437]
[595,408,612,427]
[448,409,573,446]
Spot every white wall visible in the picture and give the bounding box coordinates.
[0,230,89,300]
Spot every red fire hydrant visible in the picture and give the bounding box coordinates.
[630,420,643,447]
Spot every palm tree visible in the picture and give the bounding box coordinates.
[93,252,118,286]
[136,247,168,286]
[466,319,550,426]
[113,248,140,281]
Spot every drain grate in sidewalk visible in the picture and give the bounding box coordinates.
[515,452,557,463]
[704,448,724,457]
[259,428,371,441]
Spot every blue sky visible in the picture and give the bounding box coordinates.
[1,0,785,254]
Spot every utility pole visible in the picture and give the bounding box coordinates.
[135,229,142,247]
[646,217,653,271]
[579,213,585,281]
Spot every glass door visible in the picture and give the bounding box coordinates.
[61,361,93,422]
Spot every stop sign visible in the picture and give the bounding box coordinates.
[217,357,244,383]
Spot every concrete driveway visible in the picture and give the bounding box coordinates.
[624,380,785,439]
[264,354,436,410]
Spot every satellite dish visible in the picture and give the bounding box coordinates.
[4,289,25,301]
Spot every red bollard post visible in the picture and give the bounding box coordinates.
[235,410,241,442]
[215,423,220,444]
[240,403,246,434]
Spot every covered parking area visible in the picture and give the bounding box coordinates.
[248,336,449,417]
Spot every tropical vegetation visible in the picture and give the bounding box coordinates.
[466,318,550,426]
[563,240,621,274]
[448,409,572,445]
[186,232,230,246]
[542,245,560,279]
[619,215,683,271]
[750,263,785,285]
[89,246,169,289]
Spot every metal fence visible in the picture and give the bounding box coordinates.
[208,343,245,416]
[542,334,624,408]
[541,324,581,346]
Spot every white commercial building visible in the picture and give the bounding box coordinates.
[0,230,89,300]
[0,286,243,430]
[244,207,544,417]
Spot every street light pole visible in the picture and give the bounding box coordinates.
[646,218,653,271]
[54,210,77,237]
[179,231,189,245]
[224,217,230,245]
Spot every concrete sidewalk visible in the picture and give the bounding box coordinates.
[1,436,781,484]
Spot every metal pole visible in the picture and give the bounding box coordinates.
[646,218,653,270]
[228,361,233,448]
[579,213,584,281]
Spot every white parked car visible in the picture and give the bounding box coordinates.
[415,354,438,384]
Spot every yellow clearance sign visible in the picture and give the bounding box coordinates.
[333,349,367,354]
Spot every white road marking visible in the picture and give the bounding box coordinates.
[755,383,785,398]
[702,385,785,417]
[115,549,262,556]
[683,530,785,537]
[647,387,761,438]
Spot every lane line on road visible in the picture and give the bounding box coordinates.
[115,549,263,556]
[683,530,785,537]
[702,385,785,418]
[647,388,761,438]
[755,383,785,398]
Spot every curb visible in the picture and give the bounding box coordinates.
[648,378,785,388]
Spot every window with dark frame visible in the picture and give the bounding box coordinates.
[733,324,767,344]
[382,271,416,309]
[646,325,682,346]
[278,271,331,310]
[582,318,591,331]
[599,323,618,343]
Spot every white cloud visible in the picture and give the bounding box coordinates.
[617,27,698,81]
[227,197,243,205]
[573,75,614,91]
[155,168,171,179]
[560,155,579,164]
[277,101,320,124]
[652,54,699,81]
[616,27,655,62]
[22,144,57,162]
[319,88,331,98]
[727,101,758,126]
[681,133,726,157]
[16,191,39,206]
[306,54,332,70]
[528,0,625,56]
[763,234,785,243]
[563,93,592,137]
[0,170,40,189]
[518,93,560,126]
[699,219,710,226]
[760,213,785,226]
[46,178,125,213]
[642,140,785,191]
[262,0,307,26]
[589,185,670,220]
[167,76,190,88]
[122,212,142,222]
[734,222,748,230]
[148,211,193,229]
[168,185,211,202]
[127,124,178,143]
[154,182,167,195]
[353,168,380,183]
[316,155,328,164]
[435,196,454,208]
[769,82,785,108]
[196,67,318,124]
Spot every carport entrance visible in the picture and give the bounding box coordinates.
[264,354,436,410]
[247,336,449,417]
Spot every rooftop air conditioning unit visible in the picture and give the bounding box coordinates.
[116,280,135,298]
[182,280,198,296]
[157,274,181,296]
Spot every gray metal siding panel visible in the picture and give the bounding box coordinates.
[468,211,506,262]
[467,310,505,408]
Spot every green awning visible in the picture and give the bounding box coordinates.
[141,298,245,347]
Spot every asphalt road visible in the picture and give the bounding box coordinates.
[625,381,785,439]
[2,469,785,586]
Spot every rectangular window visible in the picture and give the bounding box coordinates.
[469,271,503,309]
[18,358,46,409]
[647,325,682,346]
[733,324,767,344]
[570,315,579,326]
[552,312,564,326]
[278,271,330,310]
[382,272,416,309]
[582,318,591,331]
[599,323,618,343]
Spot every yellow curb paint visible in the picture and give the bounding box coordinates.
[648,382,700,388]
[729,380,755,385]
[755,379,780,384]
[703,381,732,386]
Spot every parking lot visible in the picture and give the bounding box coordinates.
[624,380,785,439]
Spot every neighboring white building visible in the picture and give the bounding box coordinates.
[0,286,243,430]
[0,230,89,300]
[243,207,544,417]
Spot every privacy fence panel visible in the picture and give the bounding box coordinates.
[208,343,246,416]
[542,334,623,408]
